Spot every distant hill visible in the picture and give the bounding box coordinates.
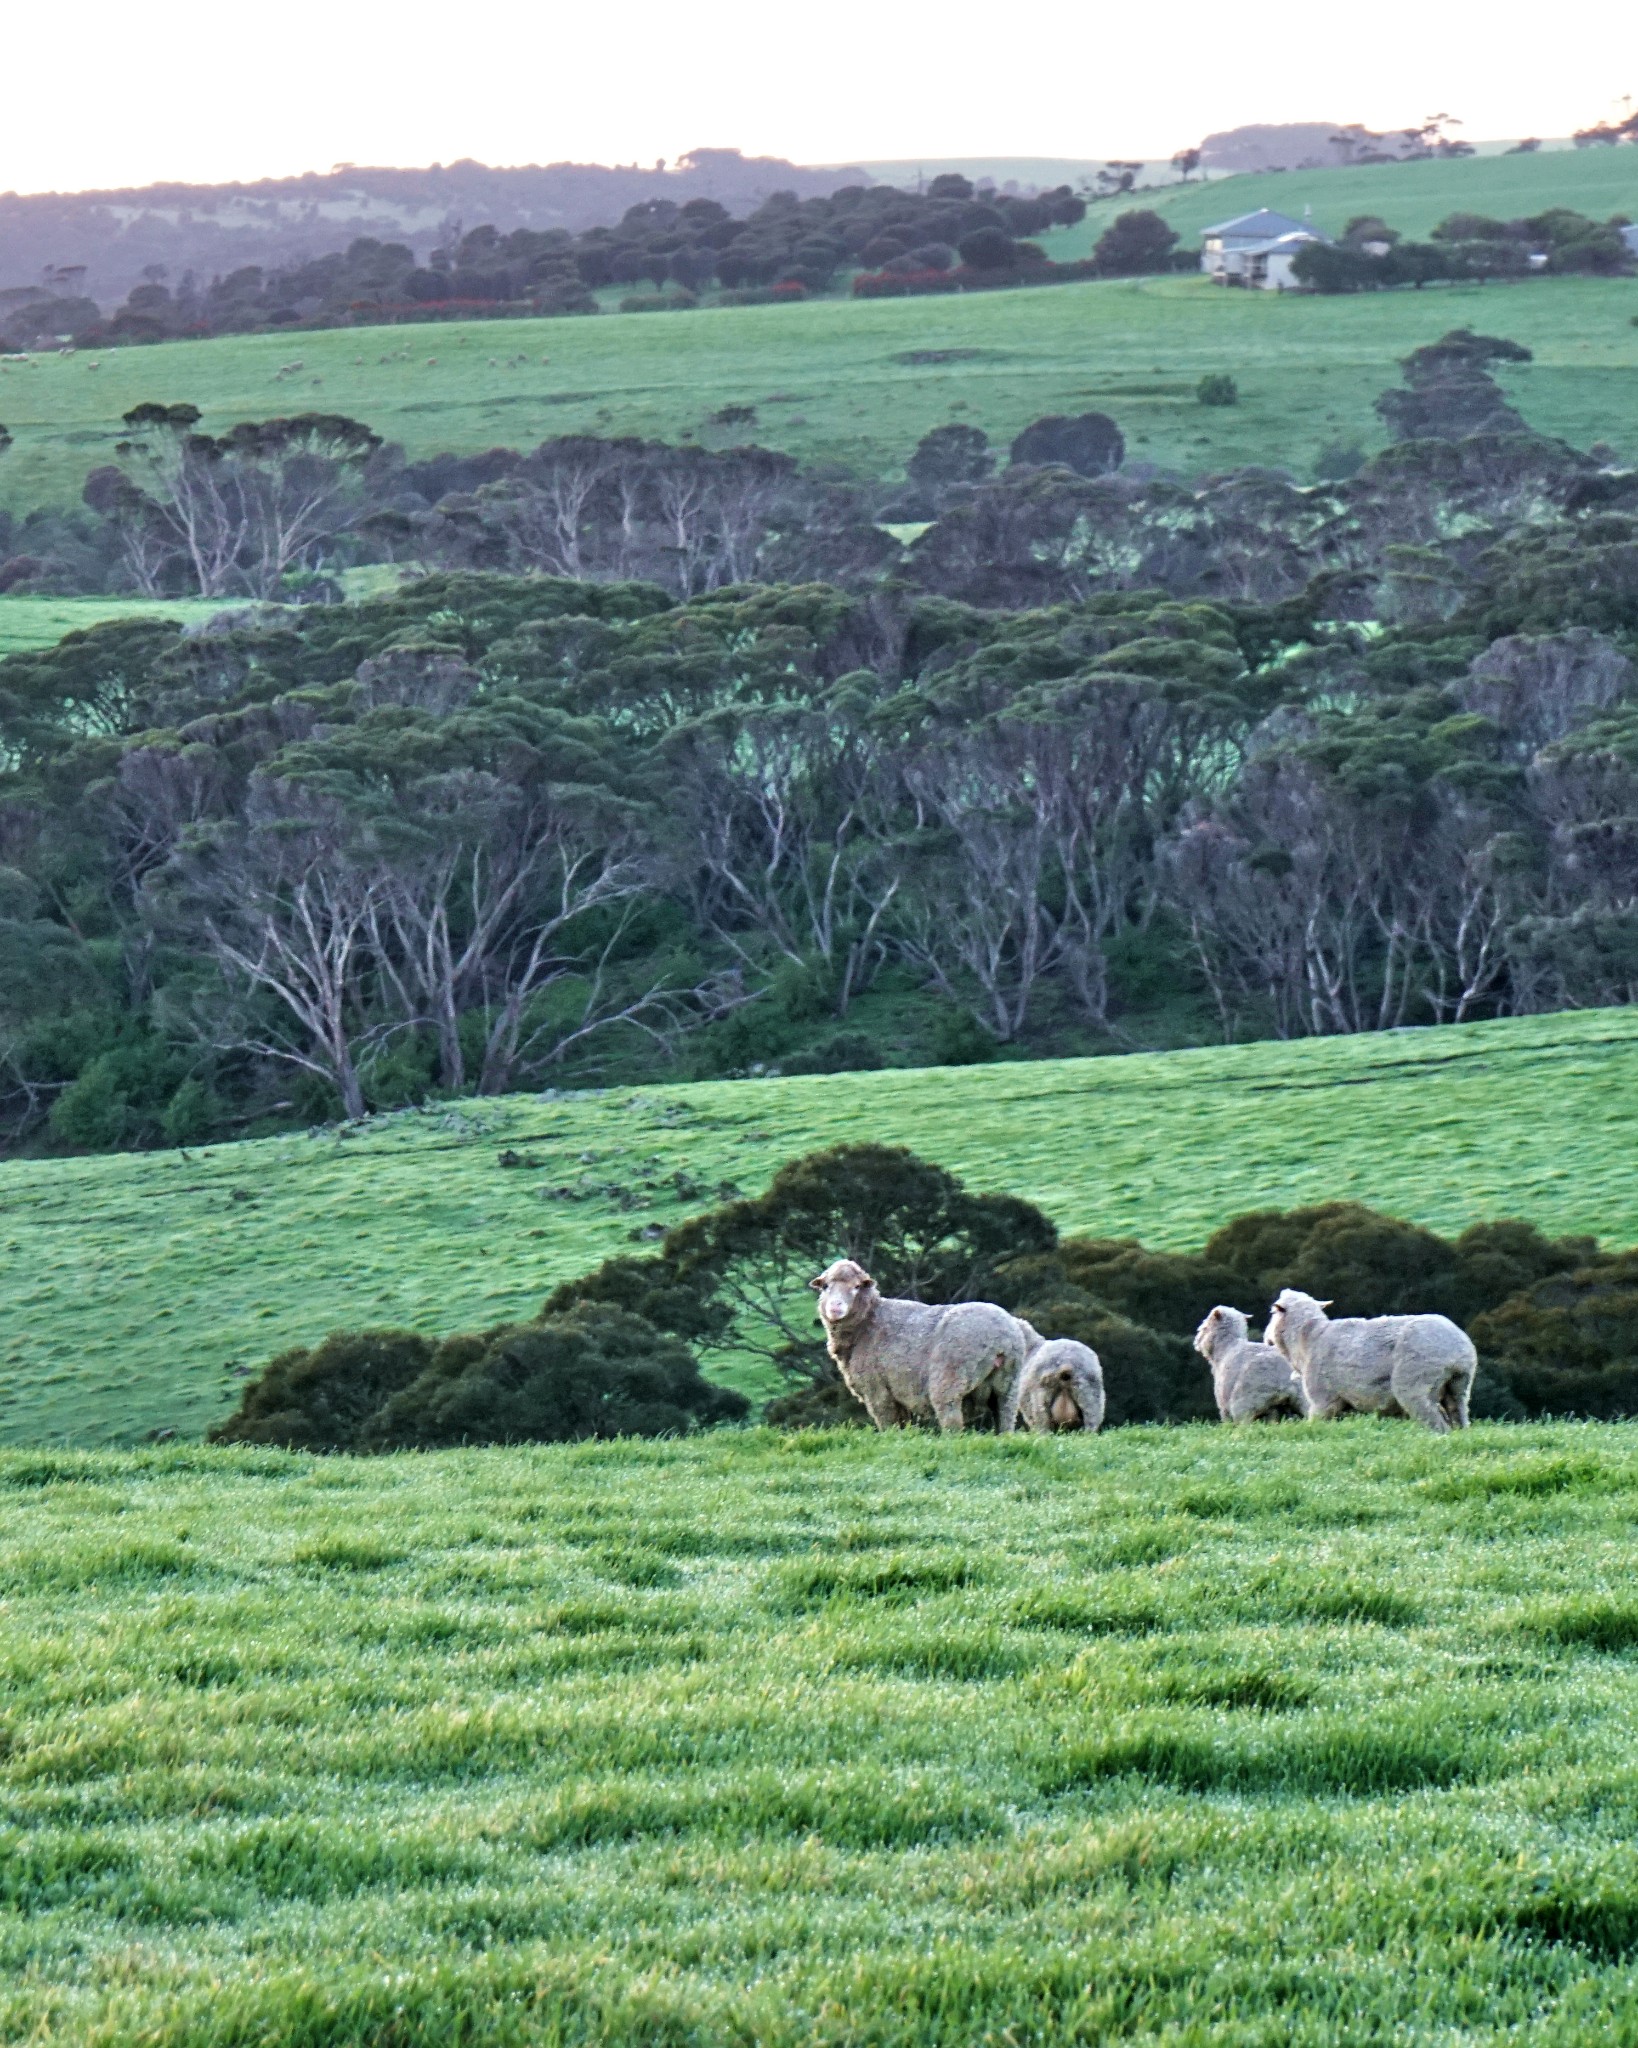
[0,149,868,305]
[1198,123,1561,173]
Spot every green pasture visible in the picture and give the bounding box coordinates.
[0,147,1633,513]
[4,1008,1636,1449]
[0,274,1634,507]
[0,595,225,656]
[5,1422,1638,2042]
[1036,141,1638,261]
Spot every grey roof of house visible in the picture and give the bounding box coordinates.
[1201,209,1330,245]
[1621,223,1638,253]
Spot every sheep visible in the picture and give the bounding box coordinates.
[1193,1306,1308,1422]
[810,1257,1029,1433]
[1004,1322,1105,1433]
[1266,1288,1476,1433]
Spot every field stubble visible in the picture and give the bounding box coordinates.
[3,1423,1638,2041]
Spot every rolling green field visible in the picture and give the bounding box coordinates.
[5,1421,1638,2043]
[2,150,1635,513]
[1038,143,1638,260]
[5,1008,1636,1449]
[0,595,225,656]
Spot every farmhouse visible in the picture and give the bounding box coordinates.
[1199,208,1330,289]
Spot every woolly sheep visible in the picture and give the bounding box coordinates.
[1266,1288,1476,1433]
[1004,1321,1105,1433]
[810,1258,1030,1432]
[1193,1305,1308,1422]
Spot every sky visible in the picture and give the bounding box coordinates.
[1,0,1634,194]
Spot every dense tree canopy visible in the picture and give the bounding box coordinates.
[2,328,1636,1153]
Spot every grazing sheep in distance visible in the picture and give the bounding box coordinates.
[1266,1288,1475,1433]
[1005,1323,1105,1433]
[1193,1306,1308,1422]
[810,1258,1029,1432]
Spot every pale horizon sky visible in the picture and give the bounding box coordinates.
[2,0,1634,196]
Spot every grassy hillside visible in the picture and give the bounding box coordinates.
[5,1422,1638,2042]
[0,595,224,656]
[1040,142,1638,258]
[1,144,1635,512]
[4,1008,1636,1448]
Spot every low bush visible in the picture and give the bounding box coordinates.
[211,1330,436,1451]
[1009,412,1125,476]
[214,1308,748,1453]
[365,1305,747,1448]
[1197,374,1239,408]
[780,1031,887,1076]
[1470,1252,1638,1418]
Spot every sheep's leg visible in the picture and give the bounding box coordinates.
[859,1388,910,1430]
[1446,1376,1472,1430]
[1400,1389,1453,1434]
[928,1379,968,1433]
[998,1378,1025,1434]
[1305,1394,1347,1422]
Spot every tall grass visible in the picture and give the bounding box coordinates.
[4,1422,1638,2042]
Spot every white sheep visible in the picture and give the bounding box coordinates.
[1193,1306,1308,1422]
[1004,1322,1105,1433]
[1266,1288,1476,1433]
[810,1258,1029,1433]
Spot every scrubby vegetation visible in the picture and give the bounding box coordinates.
[6,1424,1638,2040]
[1293,203,1635,292]
[213,1305,747,1451]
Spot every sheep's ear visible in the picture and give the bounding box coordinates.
[808,1275,824,1290]
[1318,1299,1334,1310]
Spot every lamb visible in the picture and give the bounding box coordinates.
[1193,1306,1308,1422]
[1004,1322,1105,1433]
[1265,1288,1476,1433]
[810,1258,1030,1432]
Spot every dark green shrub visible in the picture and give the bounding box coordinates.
[364,1305,748,1448]
[1008,412,1124,476]
[1315,441,1367,482]
[159,1076,227,1146]
[48,1034,199,1152]
[1206,1203,1461,1320]
[1053,1240,1253,1337]
[763,1378,871,1428]
[929,1008,999,1066]
[1470,1253,1638,1418]
[1197,374,1238,407]
[211,1329,435,1450]
[213,1308,747,1453]
[998,1200,1608,1424]
[781,1031,886,1076]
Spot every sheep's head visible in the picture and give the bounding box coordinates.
[810,1258,878,1335]
[1193,1304,1248,1360]
[1266,1288,1329,1355]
